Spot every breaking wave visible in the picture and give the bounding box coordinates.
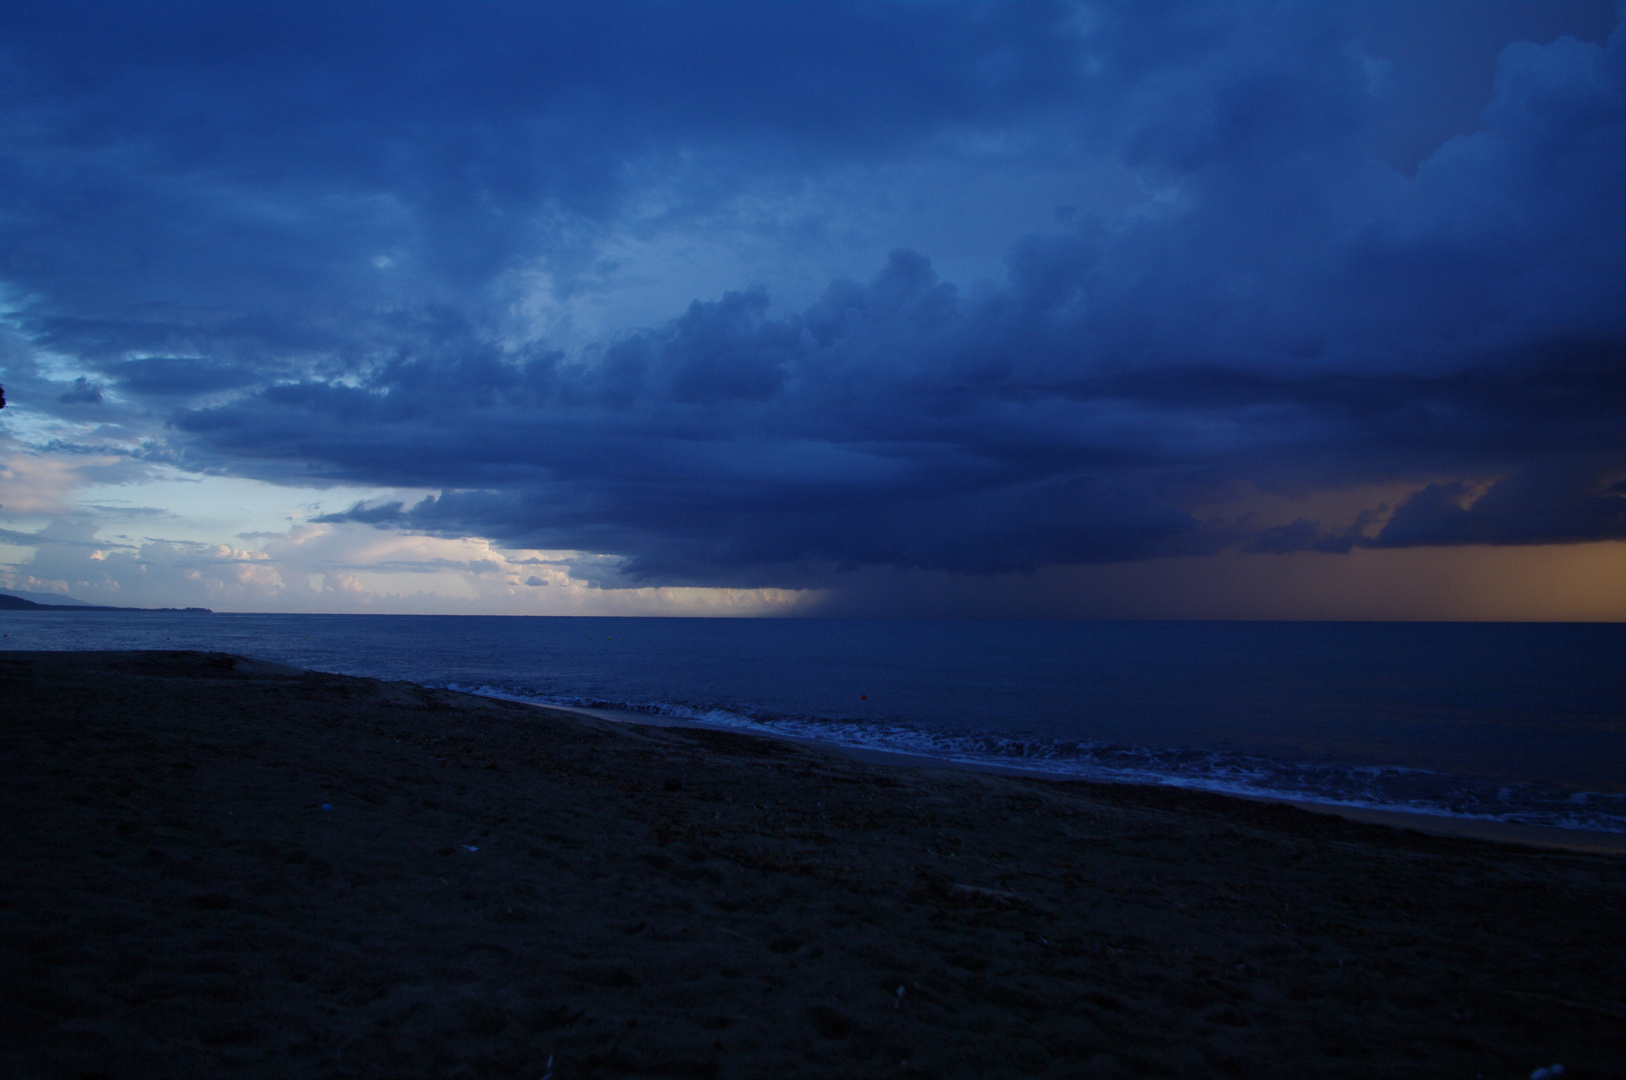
[446,683,1626,835]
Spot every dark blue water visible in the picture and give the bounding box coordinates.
[4,610,1623,832]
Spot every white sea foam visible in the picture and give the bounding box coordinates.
[9,611,1619,835]
[445,682,1626,835]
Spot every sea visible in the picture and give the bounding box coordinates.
[3,610,1623,834]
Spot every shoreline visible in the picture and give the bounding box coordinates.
[5,650,1624,1079]
[537,701,1626,856]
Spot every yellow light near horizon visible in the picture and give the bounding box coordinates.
[1432,541,1626,622]
[1081,542,1626,621]
[861,541,1626,621]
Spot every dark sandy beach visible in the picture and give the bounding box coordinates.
[3,651,1623,1079]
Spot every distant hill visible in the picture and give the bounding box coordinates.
[0,589,94,607]
[0,593,56,609]
[0,592,210,613]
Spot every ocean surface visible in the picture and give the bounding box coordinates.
[4,610,1623,833]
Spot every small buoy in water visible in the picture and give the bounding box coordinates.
[860,694,867,700]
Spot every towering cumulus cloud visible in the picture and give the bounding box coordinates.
[0,2,1621,612]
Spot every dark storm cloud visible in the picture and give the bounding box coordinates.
[112,358,262,398]
[56,377,104,405]
[1,2,1622,586]
[0,1,1084,321]
[206,264,1624,582]
[1372,464,1626,547]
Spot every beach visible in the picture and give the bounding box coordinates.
[3,651,1623,1079]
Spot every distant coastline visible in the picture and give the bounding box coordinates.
[0,592,211,614]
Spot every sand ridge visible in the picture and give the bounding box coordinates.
[2,650,1623,1078]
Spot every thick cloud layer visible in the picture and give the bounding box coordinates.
[1,1,1621,590]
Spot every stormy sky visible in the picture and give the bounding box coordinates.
[0,1,1622,617]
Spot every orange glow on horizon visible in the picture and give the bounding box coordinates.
[812,542,1626,621]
